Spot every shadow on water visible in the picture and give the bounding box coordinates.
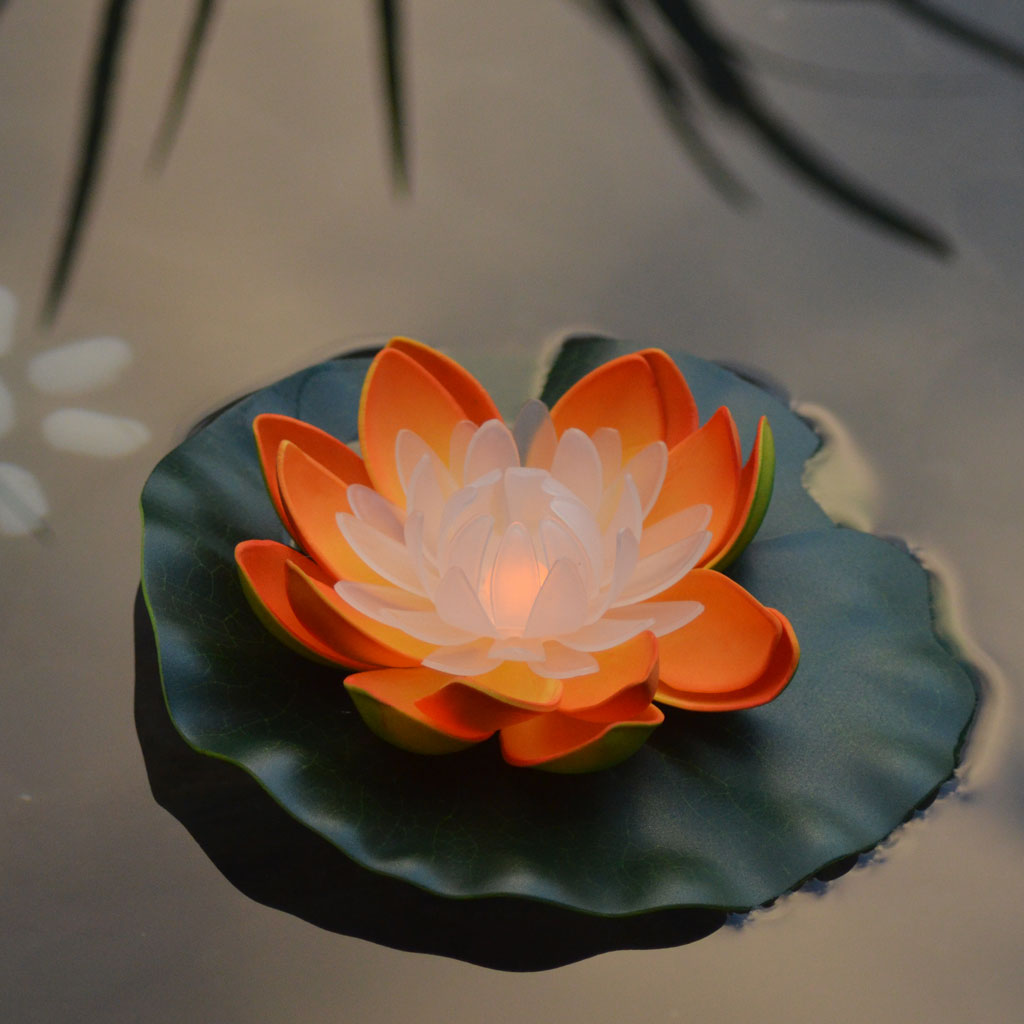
[35,1,1024,317]
[132,589,728,971]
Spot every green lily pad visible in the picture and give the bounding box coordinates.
[140,338,977,917]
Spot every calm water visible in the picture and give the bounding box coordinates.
[3,2,1024,1021]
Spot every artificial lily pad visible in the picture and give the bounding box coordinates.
[139,338,977,925]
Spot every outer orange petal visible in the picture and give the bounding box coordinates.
[285,559,426,666]
[345,666,542,754]
[386,338,501,424]
[654,568,799,711]
[704,417,775,570]
[276,440,384,584]
[499,706,664,773]
[646,407,742,565]
[550,353,666,457]
[235,539,379,669]
[358,346,469,506]
[253,413,369,536]
[636,348,699,447]
[439,660,563,711]
[556,631,659,723]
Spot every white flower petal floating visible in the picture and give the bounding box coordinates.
[28,336,133,396]
[42,409,150,457]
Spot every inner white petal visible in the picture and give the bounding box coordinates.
[423,642,499,677]
[448,420,476,484]
[334,579,433,620]
[604,599,704,637]
[600,475,643,576]
[621,441,668,518]
[527,643,599,679]
[337,512,426,594]
[549,497,604,586]
[377,607,477,646]
[550,428,603,512]
[434,566,497,636]
[463,418,520,483]
[557,615,655,652]
[613,530,712,607]
[523,558,589,639]
[440,514,494,591]
[405,454,448,557]
[539,517,594,594]
[639,503,712,560]
[488,637,546,662]
[347,483,405,543]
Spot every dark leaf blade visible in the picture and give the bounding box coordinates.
[148,0,219,170]
[43,0,135,324]
[377,0,408,190]
[139,344,978,919]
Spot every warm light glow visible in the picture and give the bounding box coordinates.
[335,402,711,679]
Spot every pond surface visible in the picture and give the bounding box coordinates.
[3,2,1023,1021]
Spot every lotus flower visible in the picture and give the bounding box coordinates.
[235,339,798,771]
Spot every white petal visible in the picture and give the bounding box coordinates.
[403,511,438,594]
[434,566,496,636]
[538,517,593,591]
[28,336,133,396]
[337,512,425,594]
[448,420,476,484]
[600,475,643,574]
[377,607,476,646]
[42,409,150,457]
[423,642,498,677]
[604,600,703,636]
[440,514,493,590]
[591,427,622,483]
[595,527,639,616]
[488,637,546,662]
[549,497,604,584]
[488,522,542,633]
[527,643,599,679]
[0,376,14,439]
[639,503,712,560]
[0,286,17,356]
[463,419,520,482]
[613,530,712,606]
[512,399,557,469]
[523,558,589,639]
[621,441,668,518]
[346,483,405,543]
[334,579,432,621]
[395,430,452,498]
[558,616,654,652]
[551,428,603,511]
[501,467,550,527]
[0,463,48,537]
[405,454,448,555]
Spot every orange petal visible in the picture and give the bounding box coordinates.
[276,440,384,584]
[654,568,799,711]
[285,559,426,666]
[647,407,741,566]
[345,666,514,754]
[556,631,659,722]
[235,539,373,668]
[359,346,470,506]
[550,353,666,457]
[637,349,699,446]
[253,414,369,535]
[499,706,664,773]
[386,338,501,424]
[704,417,775,570]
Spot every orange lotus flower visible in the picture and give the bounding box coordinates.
[235,339,799,772]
